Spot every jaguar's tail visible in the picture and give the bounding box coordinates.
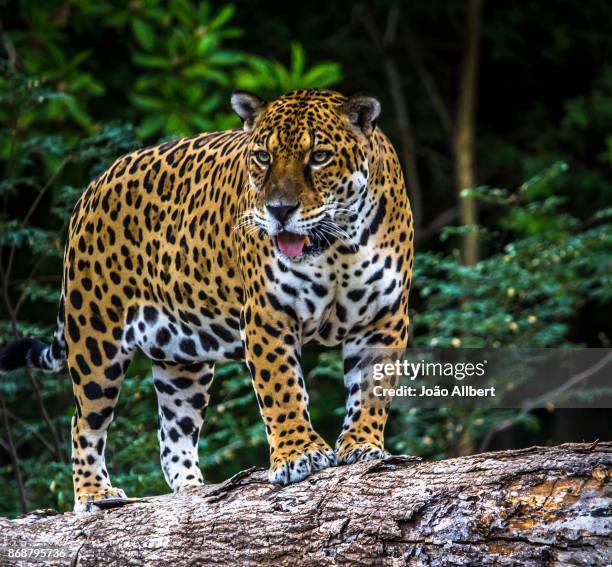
[0,301,66,373]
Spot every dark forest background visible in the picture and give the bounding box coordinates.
[0,0,611,516]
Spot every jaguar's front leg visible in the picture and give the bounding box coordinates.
[243,303,336,484]
[336,311,409,464]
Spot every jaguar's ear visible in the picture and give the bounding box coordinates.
[344,95,381,137]
[231,91,266,132]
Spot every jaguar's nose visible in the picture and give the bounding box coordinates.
[266,203,299,223]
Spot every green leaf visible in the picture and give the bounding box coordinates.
[290,42,305,84]
[209,5,235,30]
[132,53,170,69]
[197,34,218,56]
[131,93,165,111]
[206,50,244,66]
[132,19,156,51]
[301,63,342,88]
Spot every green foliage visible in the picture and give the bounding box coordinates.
[416,162,611,349]
[7,0,341,140]
[234,42,342,100]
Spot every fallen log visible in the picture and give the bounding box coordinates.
[0,442,609,566]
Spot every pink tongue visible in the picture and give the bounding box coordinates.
[276,231,306,256]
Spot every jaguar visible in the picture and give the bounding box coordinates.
[0,88,414,511]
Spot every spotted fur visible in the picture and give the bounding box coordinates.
[0,89,413,511]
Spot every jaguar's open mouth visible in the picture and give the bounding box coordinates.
[275,231,328,258]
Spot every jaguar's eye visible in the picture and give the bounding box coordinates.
[311,150,332,165]
[254,150,271,165]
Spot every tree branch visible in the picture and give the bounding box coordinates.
[354,4,424,229]
[403,21,455,144]
[0,444,608,565]
[415,206,457,243]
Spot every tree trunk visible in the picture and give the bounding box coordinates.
[454,0,483,266]
[0,443,609,566]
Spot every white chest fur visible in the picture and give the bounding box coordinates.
[268,237,401,347]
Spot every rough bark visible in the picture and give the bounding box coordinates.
[0,443,609,566]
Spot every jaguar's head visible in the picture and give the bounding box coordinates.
[232,89,380,260]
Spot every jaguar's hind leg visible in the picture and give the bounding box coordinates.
[67,315,134,512]
[152,360,214,491]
